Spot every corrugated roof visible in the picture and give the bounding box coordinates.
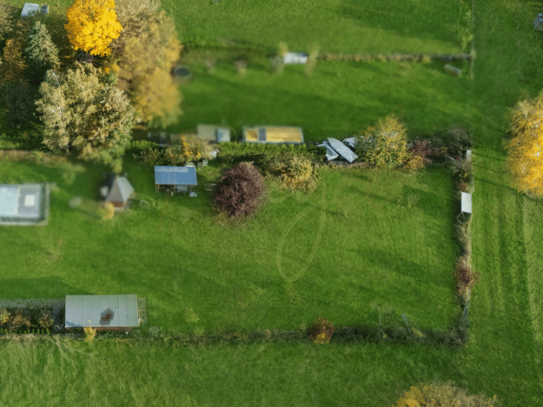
[106,176,134,203]
[65,295,139,328]
[327,138,358,163]
[154,166,198,186]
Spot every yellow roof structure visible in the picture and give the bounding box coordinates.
[242,126,304,145]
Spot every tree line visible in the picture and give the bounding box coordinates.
[0,0,182,171]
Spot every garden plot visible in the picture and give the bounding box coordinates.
[0,159,459,333]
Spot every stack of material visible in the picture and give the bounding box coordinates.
[316,137,358,163]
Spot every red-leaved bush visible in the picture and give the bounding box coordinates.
[214,162,266,217]
[409,140,433,165]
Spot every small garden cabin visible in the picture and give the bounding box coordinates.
[154,166,197,193]
[0,183,49,225]
[64,295,139,331]
[100,175,135,211]
[242,126,304,145]
[197,124,231,143]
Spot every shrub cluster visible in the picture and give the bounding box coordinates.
[0,307,53,332]
[214,162,266,218]
[134,135,213,166]
[308,316,335,344]
[264,155,320,192]
[395,381,500,407]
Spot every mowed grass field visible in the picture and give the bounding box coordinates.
[0,158,459,333]
[169,59,474,141]
[165,0,468,54]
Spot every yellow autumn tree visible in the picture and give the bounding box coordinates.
[506,91,543,197]
[64,0,122,57]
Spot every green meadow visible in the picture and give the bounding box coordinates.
[1,0,543,405]
[0,158,459,333]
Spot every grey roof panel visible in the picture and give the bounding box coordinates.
[154,166,197,186]
[327,138,358,163]
[65,295,139,328]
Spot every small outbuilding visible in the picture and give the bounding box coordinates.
[197,124,231,143]
[242,126,304,145]
[283,52,308,64]
[461,192,472,214]
[154,166,197,193]
[100,175,135,211]
[21,3,48,19]
[64,295,139,331]
[0,183,49,225]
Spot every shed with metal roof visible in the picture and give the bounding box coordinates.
[64,295,139,331]
[0,183,49,225]
[154,166,197,193]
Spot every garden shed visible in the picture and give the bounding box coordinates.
[154,166,197,193]
[197,124,231,143]
[242,126,304,145]
[21,3,39,18]
[100,175,135,211]
[64,295,139,331]
[0,183,49,225]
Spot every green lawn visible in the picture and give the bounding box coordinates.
[170,59,474,141]
[164,0,467,55]
[0,158,459,333]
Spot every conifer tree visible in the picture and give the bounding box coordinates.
[25,21,60,82]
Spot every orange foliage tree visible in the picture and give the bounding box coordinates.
[506,91,543,197]
[64,0,122,57]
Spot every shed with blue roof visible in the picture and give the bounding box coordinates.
[154,166,198,193]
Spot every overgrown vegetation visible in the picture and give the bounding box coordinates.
[0,307,53,332]
[395,382,500,407]
[214,162,266,218]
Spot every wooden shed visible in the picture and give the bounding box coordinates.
[64,295,139,331]
[242,126,304,145]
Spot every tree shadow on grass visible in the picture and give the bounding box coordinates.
[0,277,90,299]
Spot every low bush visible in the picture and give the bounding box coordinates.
[355,114,411,168]
[36,309,54,330]
[451,157,472,183]
[7,309,32,331]
[128,140,159,153]
[395,381,500,407]
[214,162,266,218]
[84,325,97,342]
[0,308,10,325]
[308,316,335,344]
[217,142,324,166]
[265,155,319,192]
[164,134,214,166]
[96,201,115,220]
